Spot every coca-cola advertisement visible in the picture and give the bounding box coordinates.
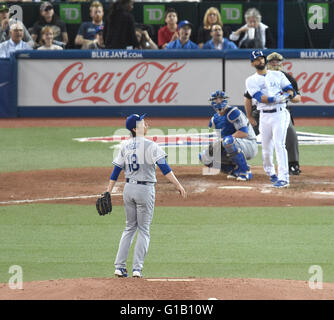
[18,59,222,106]
[225,59,334,106]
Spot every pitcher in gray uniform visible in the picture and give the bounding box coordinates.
[106,114,186,278]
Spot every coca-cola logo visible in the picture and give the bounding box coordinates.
[52,61,185,104]
[284,61,334,104]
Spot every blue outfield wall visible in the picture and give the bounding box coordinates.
[0,59,15,118]
[1,49,334,118]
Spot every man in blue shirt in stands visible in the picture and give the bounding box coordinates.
[165,20,198,50]
[0,21,32,58]
[203,24,238,50]
[74,1,104,49]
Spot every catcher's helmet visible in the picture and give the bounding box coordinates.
[209,90,229,111]
[250,50,266,62]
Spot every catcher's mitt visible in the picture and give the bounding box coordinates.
[96,192,112,216]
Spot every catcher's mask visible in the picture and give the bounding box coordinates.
[209,90,230,112]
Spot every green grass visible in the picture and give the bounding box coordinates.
[296,126,334,135]
[1,204,333,283]
[0,125,333,172]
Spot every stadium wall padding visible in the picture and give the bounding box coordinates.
[1,49,334,118]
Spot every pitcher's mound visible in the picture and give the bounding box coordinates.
[1,277,333,300]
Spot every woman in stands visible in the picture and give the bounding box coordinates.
[197,7,231,49]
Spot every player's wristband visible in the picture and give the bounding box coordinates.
[268,97,275,103]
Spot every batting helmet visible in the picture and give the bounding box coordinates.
[250,50,266,62]
[209,90,229,111]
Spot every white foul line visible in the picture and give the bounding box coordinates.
[218,186,253,190]
[0,193,123,205]
[146,279,195,282]
[311,192,334,196]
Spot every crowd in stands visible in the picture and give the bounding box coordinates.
[1,0,333,58]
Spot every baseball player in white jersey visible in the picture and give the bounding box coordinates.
[245,50,296,188]
[106,114,186,278]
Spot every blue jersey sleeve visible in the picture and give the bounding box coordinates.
[110,165,122,181]
[156,157,172,175]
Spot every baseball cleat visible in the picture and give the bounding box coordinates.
[227,172,237,179]
[273,180,290,188]
[114,268,128,278]
[132,269,142,278]
[236,171,253,181]
[270,174,278,183]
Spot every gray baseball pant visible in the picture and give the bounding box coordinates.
[114,183,155,271]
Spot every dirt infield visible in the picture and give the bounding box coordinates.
[1,166,334,207]
[1,277,334,300]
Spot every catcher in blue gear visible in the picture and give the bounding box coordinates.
[199,90,258,180]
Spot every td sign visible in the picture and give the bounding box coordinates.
[144,5,165,25]
[221,4,242,24]
[60,4,82,24]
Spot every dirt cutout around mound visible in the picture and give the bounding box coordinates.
[1,277,334,300]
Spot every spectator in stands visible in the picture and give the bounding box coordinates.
[135,27,158,50]
[0,21,32,58]
[0,3,34,47]
[103,0,138,49]
[165,20,198,50]
[31,2,68,48]
[74,1,104,49]
[37,26,63,50]
[87,25,105,49]
[202,24,237,50]
[229,8,274,49]
[157,7,178,49]
[197,7,232,49]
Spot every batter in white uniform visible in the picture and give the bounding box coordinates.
[106,114,186,278]
[245,50,295,188]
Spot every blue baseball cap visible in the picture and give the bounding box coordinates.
[126,114,146,131]
[250,50,265,62]
[178,20,193,29]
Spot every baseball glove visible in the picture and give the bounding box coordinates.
[96,192,112,216]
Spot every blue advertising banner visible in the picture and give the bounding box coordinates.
[0,59,11,117]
